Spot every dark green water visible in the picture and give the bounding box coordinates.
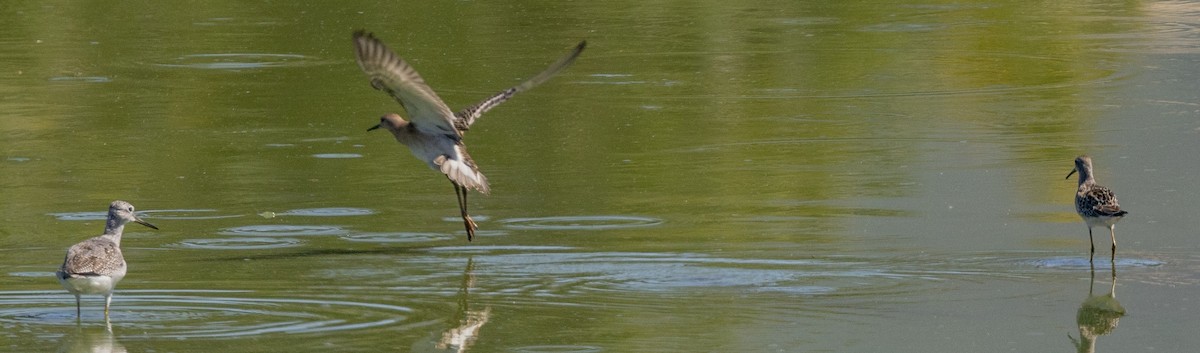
[2,1,1200,352]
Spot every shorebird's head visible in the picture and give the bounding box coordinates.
[108,200,158,230]
[1066,155,1093,180]
[367,113,408,133]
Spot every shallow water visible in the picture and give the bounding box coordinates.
[3,1,1200,352]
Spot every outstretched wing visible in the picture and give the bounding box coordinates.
[454,41,587,130]
[353,30,459,138]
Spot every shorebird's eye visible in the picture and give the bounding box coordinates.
[127,207,134,212]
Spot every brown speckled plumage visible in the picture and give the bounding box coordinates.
[57,200,157,319]
[1067,156,1127,263]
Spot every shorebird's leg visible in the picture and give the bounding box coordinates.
[1109,226,1117,263]
[451,181,478,241]
[1088,227,1095,263]
[103,293,112,320]
[74,294,81,319]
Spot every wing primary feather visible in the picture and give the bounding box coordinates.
[456,40,587,129]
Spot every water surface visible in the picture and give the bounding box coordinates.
[2,1,1200,352]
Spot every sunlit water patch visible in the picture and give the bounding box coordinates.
[0,290,419,339]
[500,216,663,230]
[172,237,303,250]
[155,53,322,70]
[219,225,347,237]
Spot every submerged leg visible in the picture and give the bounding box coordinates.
[74,294,81,319]
[451,181,478,241]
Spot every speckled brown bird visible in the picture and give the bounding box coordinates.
[353,30,585,241]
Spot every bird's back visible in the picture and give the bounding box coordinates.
[1076,183,1128,220]
[59,236,126,280]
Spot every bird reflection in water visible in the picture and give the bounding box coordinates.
[414,257,491,353]
[1069,266,1126,353]
[57,320,125,353]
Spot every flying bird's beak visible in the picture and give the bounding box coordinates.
[1065,168,1077,180]
[367,124,381,132]
[133,216,159,230]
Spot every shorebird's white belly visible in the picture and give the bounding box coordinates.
[400,133,459,169]
[1082,215,1123,228]
[59,274,122,295]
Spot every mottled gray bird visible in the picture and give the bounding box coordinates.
[353,30,585,241]
[57,200,158,319]
[1067,155,1128,263]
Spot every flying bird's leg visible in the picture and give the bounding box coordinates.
[451,180,478,241]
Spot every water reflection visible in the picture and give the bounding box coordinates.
[413,258,491,353]
[56,322,125,353]
[1069,267,1126,353]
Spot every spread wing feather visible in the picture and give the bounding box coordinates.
[455,41,587,130]
[353,31,460,139]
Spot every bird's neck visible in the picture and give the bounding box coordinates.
[103,218,126,245]
[1076,168,1095,187]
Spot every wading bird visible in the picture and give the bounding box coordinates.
[1067,155,1128,263]
[58,200,158,320]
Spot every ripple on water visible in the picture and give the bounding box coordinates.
[276,207,376,217]
[48,76,112,83]
[340,232,452,243]
[312,153,362,159]
[172,237,303,250]
[138,209,244,220]
[46,211,106,221]
[219,225,346,237]
[510,345,605,353]
[500,216,663,230]
[416,250,902,296]
[155,53,321,70]
[1028,256,1165,270]
[0,290,417,339]
[50,209,241,221]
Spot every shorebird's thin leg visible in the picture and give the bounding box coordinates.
[103,293,112,319]
[1088,227,1095,263]
[74,294,81,319]
[1109,226,1117,263]
[450,181,478,241]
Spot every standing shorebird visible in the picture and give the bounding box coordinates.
[1067,155,1128,263]
[352,30,586,241]
[57,200,158,320]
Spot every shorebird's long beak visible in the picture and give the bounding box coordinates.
[134,217,159,230]
[367,124,381,132]
[1065,168,1077,180]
